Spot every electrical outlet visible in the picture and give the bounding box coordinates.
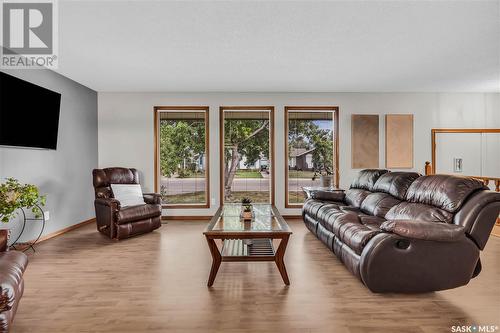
[44,211,50,221]
[453,158,463,172]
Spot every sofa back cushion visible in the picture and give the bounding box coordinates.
[405,175,486,213]
[385,175,486,223]
[360,192,401,218]
[372,172,420,200]
[345,169,389,208]
[345,189,372,208]
[350,169,389,191]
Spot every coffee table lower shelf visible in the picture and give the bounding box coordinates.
[221,238,275,260]
[204,235,290,286]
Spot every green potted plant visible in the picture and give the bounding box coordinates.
[0,178,46,225]
[312,164,333,187]
[240,197,253,221]
[311,139,334,187]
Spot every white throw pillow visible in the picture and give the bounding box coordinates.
[110,184,145,207]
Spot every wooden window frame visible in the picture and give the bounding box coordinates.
[219,106,275,206]
[154,106,210,209]
[284,106,340,208]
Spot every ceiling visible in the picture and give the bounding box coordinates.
[56,0,500,92]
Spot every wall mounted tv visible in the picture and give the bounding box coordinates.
[0,72,61,150]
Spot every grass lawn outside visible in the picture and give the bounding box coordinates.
[288,170,315,179]
[225,191,269,203]
[186,172,205,179]
[162,191,206,204]
[162,191,270,204]
[288,191,306,204]
[235,170,263,179]
[176,172,205,179]
[163,190,306,206]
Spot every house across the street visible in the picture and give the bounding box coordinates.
[289,148,315,171]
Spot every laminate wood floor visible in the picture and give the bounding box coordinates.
[12,219,500,333]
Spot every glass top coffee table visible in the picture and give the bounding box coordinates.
[203,204,292,286]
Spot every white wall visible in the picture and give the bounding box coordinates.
[98,92,500,216]
[436,132,500,179]
[1,69,98,240]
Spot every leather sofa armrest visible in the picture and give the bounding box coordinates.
[0,230,8,252]
[310,190,345,203]
[143,193,162,205]
[95,198,121,210]
[380,219,465,242]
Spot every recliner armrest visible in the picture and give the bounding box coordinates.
[94,198,121,210]
[143,193,162,205]
[0,230,8,252]
[380,219,465,242]
[310,190,345,203]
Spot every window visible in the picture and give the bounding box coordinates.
[154,106,209,208]
[285,106,339,208]
[220,106,274,204]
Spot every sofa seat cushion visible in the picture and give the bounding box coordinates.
[332,214,381,255]
[116,204,161,224]
[359,215,386,230]
[317,203,342,221]
[319,211,380,255]
[303,199,326,219]
[339,206,361,214]
[303,199,343,219]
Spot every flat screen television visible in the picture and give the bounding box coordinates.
[0,72,61,150]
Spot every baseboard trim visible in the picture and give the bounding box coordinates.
[162,215,303,221]
[162,216,212,221]
[35,218,96,243]
[282,215,303,219]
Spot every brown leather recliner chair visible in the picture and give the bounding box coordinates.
[0,230,28,332]
[92,167,162,240]
[303,169,500,293]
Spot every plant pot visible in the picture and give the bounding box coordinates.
[241,205,253,221]
[241,211,253,221]
[320,175,333,188]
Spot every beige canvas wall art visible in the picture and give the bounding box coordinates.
[351,114,379,169]
[385,114,414,168]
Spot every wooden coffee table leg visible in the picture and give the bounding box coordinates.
[206,237,222,287]
[275,235,290,285]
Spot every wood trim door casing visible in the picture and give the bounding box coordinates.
[154,106,210,209]
[219,106,275,206]
[284,106,340,209]
[431,128,500,174]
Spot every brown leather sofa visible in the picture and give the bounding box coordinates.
[92,168,162,240]
[302,169,500,293]
[0,230,28,332]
